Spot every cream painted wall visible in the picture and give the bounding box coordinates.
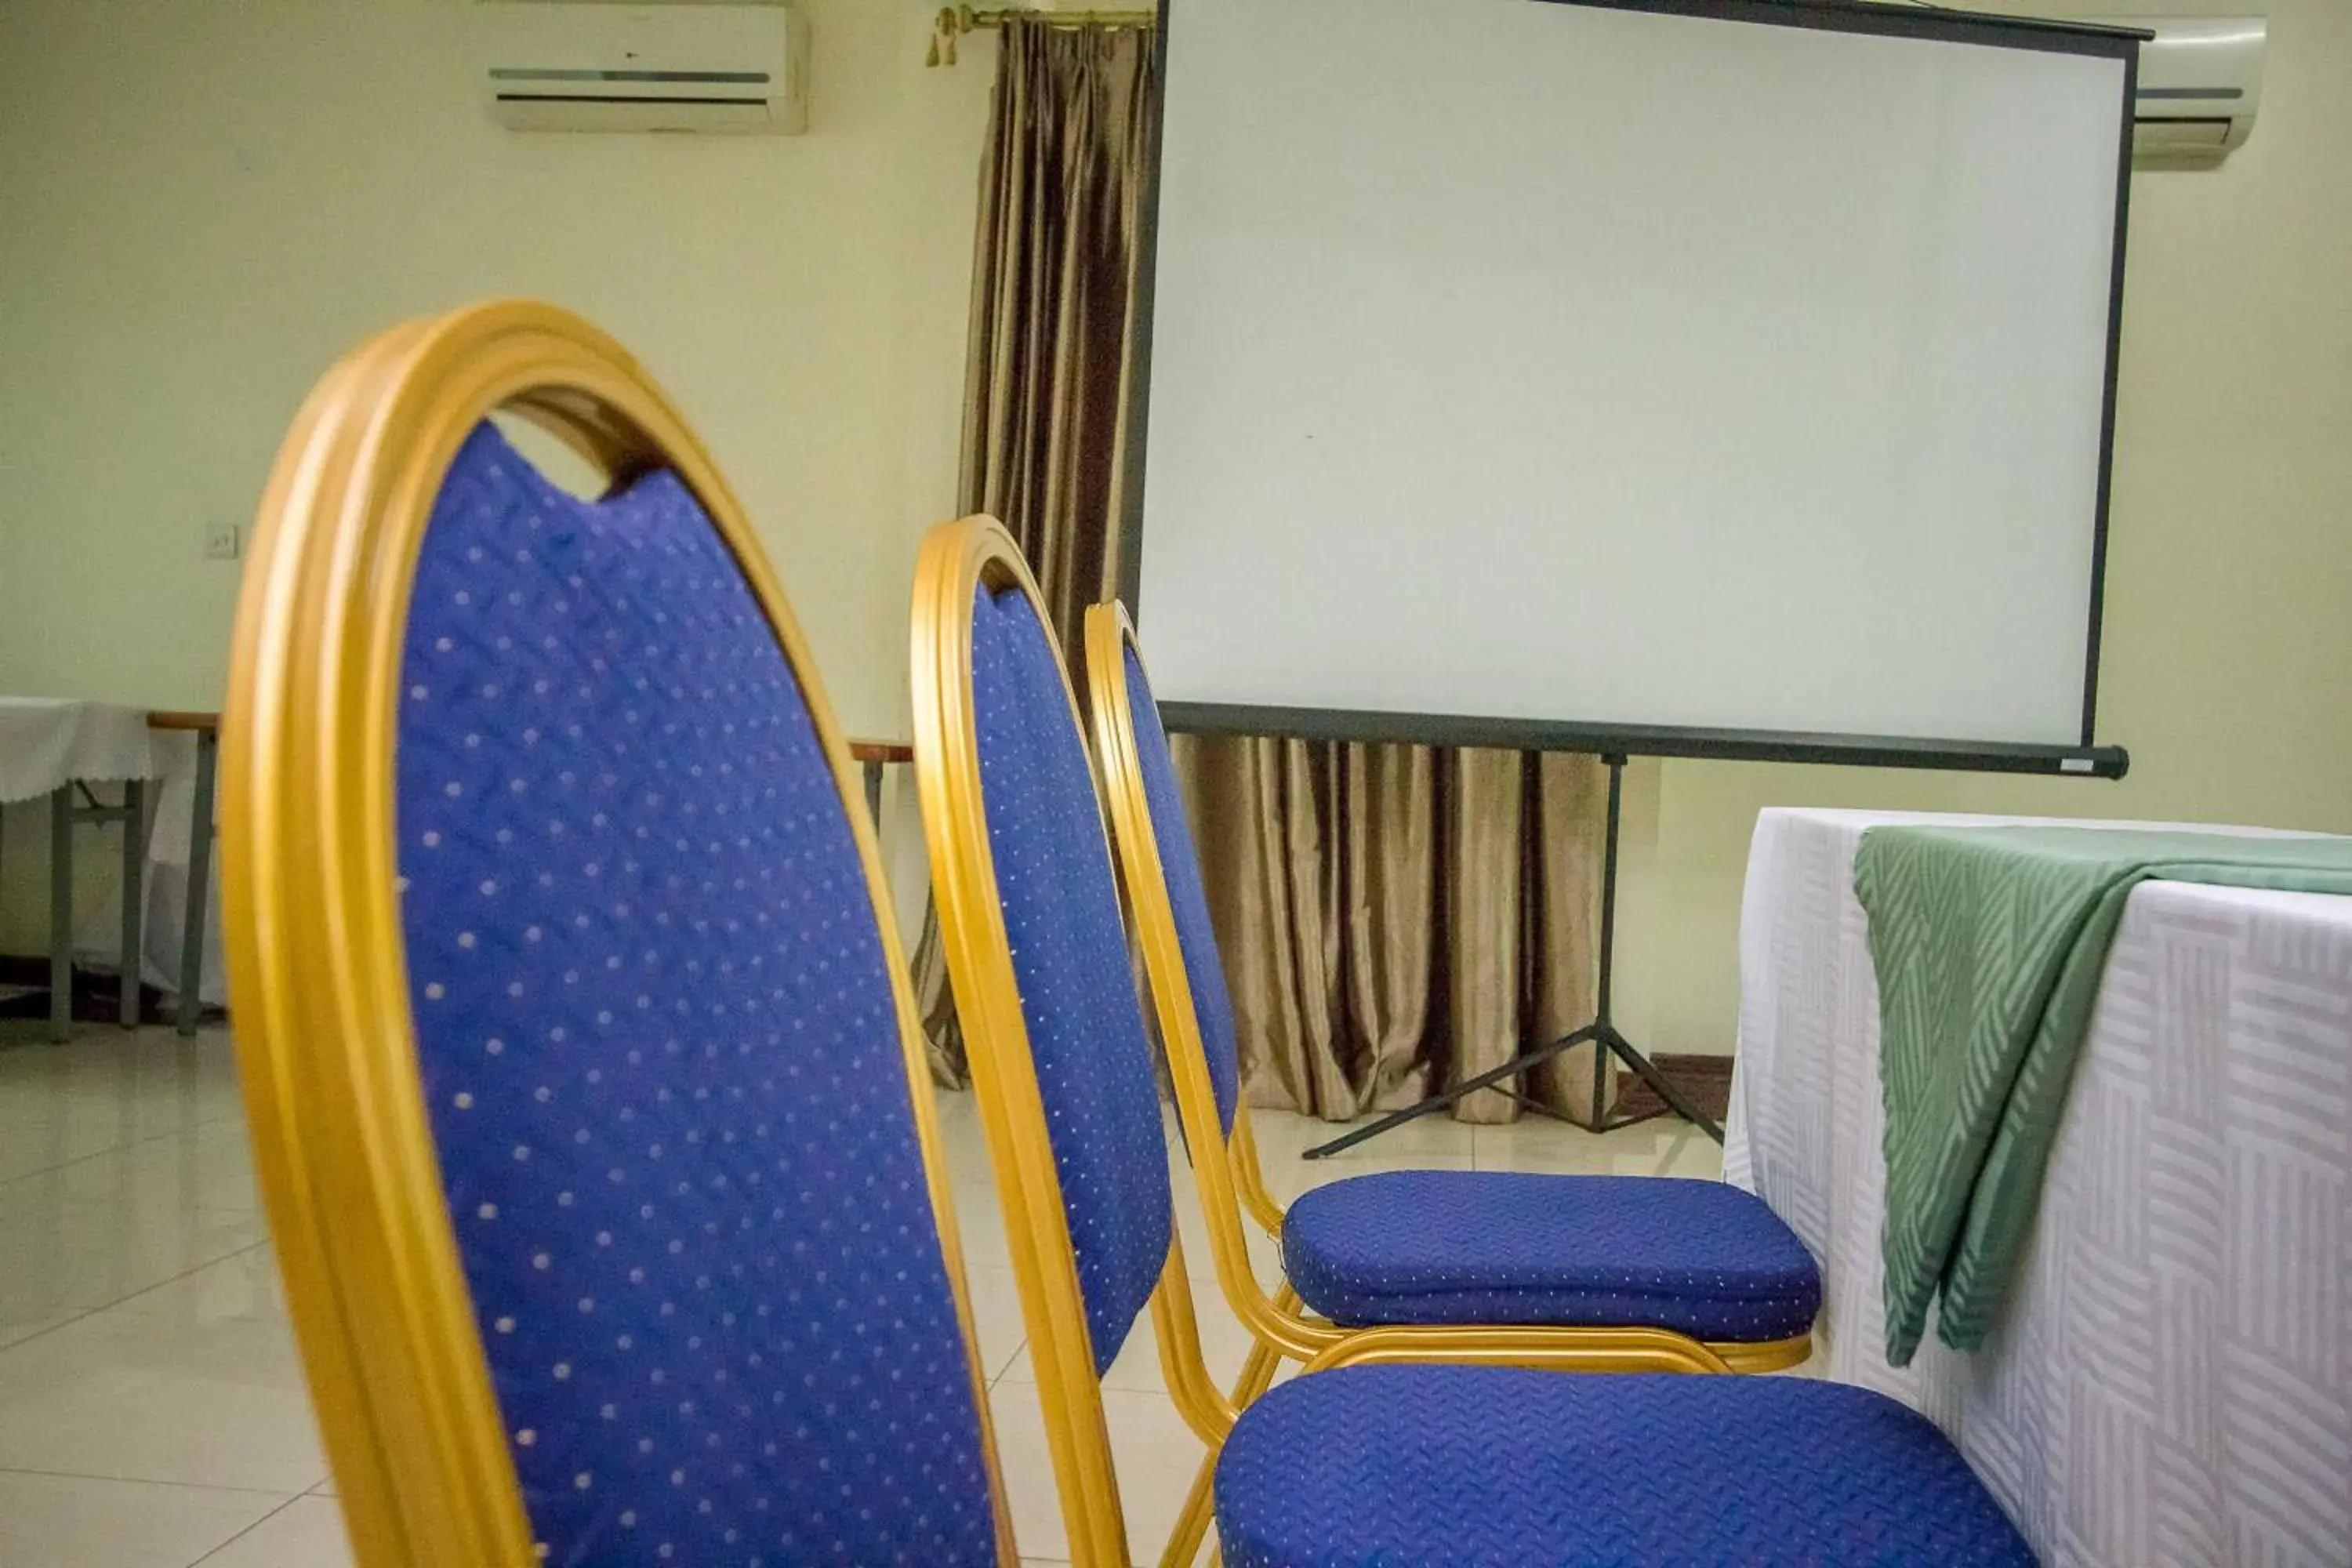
[0,0,997,951]
[5,1,2343,1053]
[1624,0,2352,1055]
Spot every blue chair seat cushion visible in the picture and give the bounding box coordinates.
[1216,1366,2033,1568]
[1280,1171,1819,1341]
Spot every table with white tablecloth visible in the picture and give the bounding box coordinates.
[1726,808,2352,1568]
[0,699,225,1037]
[0,698,155,1037]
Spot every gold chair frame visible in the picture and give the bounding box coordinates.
[911,518,1732,1568]
[1081,602,1814,1380]
[223,299,1018,1566]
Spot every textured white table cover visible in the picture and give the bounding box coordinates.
[1726,808,2352,1568]
[0,697,157,804]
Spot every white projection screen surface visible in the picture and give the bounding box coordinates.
[1127,0,2136,764]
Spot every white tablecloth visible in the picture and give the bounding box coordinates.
[1726,808,2352,1568]
[0,697,156,804]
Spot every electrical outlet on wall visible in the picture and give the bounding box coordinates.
[203,522,241,561]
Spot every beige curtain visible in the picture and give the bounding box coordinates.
[960,17,1156,653]
[924,16,1612,1123]
[916,17,1158,1083]
[1174,742,1612,1124]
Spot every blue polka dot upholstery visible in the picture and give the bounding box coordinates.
[1282,1171,1820,1340]
[1216,1367,2034,1567]
[1121,646,1240,1136]
[395,423,999,1566]
[967,584,1174,1376]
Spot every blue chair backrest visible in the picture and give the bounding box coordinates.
[393,423,1000,1565]
[1120,645,1242,1138]
[967,582,1174,1374]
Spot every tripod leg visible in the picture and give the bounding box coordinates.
[1602,1025,1724,1142]
[1303,1025,1599,1159]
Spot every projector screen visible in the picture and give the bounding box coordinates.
[1124,0,2137,771]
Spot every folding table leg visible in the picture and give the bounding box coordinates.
[118,780,144,1029]
[49,784,72,1043]
[176,731,217,1036]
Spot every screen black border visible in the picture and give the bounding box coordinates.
[1115,0,2143,778]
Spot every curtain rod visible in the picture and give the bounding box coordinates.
[928,5,1156,67]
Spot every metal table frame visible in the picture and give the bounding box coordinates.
[147,712,220,1036]
[0,779,145,1042]
[848,739,912,829]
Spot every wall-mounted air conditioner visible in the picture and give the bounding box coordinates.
[2122,16,2265,164]
[473,3,809,135]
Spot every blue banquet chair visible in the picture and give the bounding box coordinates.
[1080,601,1820,1385]
[220,301,1018,1566]
[909,515,2036,1568]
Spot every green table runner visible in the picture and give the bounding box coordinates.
[1854,825,2352,1366]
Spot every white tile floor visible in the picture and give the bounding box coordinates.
[0,1025,1724,1567]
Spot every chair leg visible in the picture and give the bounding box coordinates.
[1227,1334,1282,1410]
[1156,1299,1285,1568]
[1158,1444,1221,1568]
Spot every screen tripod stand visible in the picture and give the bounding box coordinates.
[1304,753,1723,1160]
